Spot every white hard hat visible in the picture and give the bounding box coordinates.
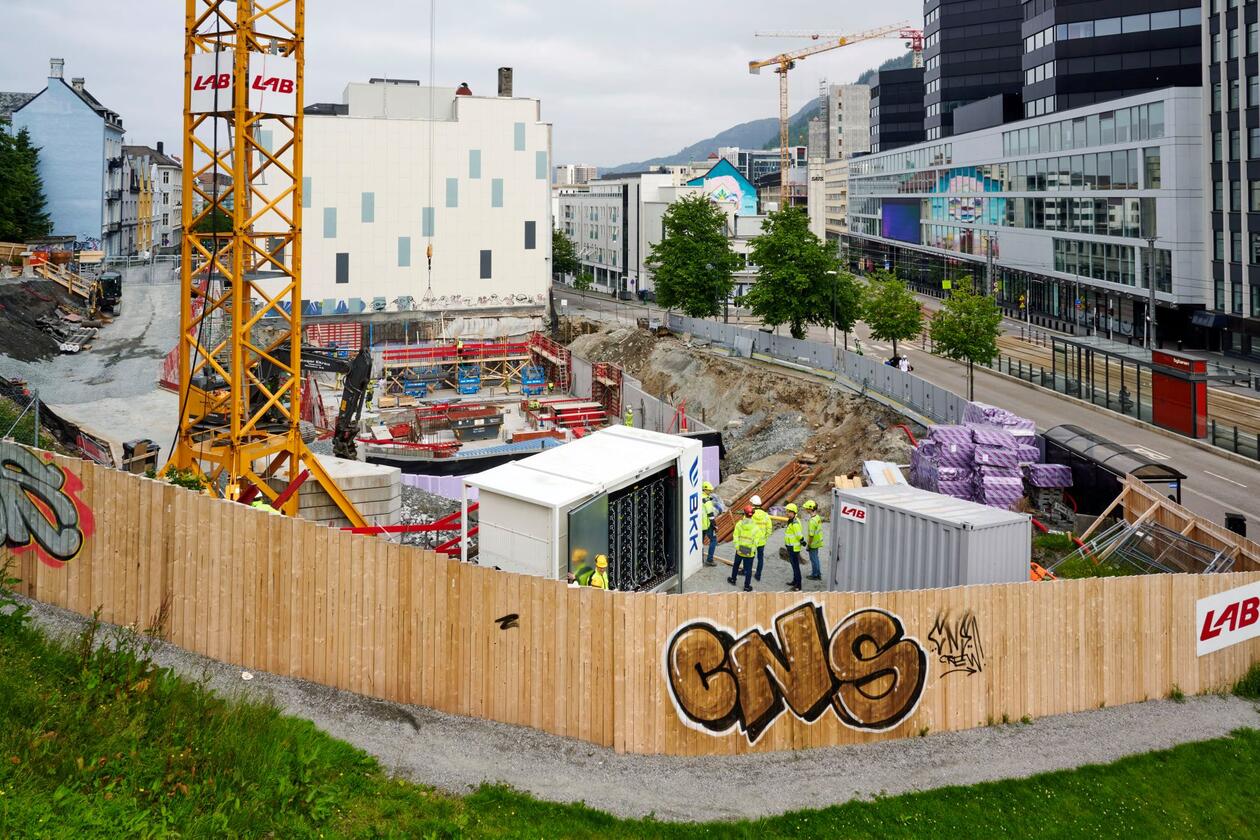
[750,495,763,507]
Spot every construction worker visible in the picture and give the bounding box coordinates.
[701,481,722,567]
[750,494,772,582]
[589,554,610,590]
[455,338,465,359]
[804,499,824,581]
[700,483,718,566]
[783,503,804,592]
[547,381,555,396]
[727,505,758,592]
[250,499,281,516]
[624,407,634,428]
[569,549,595,586]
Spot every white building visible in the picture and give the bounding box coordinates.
[827,84,872,160]
[151,142,181,251]
[823,157,850,243]
[271,78,552,322]
[554,163,598,186]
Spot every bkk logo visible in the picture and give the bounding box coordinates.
[664,603,927,743]
[686,457,701,553]
[1,443,95,569]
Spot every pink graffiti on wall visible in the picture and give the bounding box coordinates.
[1,442,95,569]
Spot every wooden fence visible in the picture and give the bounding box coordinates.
[7,447,1260,756]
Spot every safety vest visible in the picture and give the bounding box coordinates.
[784,518,804,551]
[732,517,760,558]
[751,508,772,547]
[624,408,634,427]
[701,496,716,530]
[250,500,281,516]
[574,565,594,586]
[590,569,609,590]
[807,514,824,549]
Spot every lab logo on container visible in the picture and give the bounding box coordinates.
[839,502,868,524]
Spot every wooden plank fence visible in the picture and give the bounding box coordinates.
[6,445,1260,755]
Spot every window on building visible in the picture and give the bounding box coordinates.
[423,207,434,237]
[1251,23,1260,54]
[162,171,170,185]
[480,249,492,279]
[1214,131,1223,162]
[335,252,349,284]
[514,122,526,151]
[469,149,481,179]
[1251,232,1260,264]
[446,178,458,208]
[491,178,504,208]
[398,236,411,267]
[536,151,548,180]
[1212,33,1221,62]
[1251,77,1260,108]
[1231,79,1241,109]
[1253,284,1260,317]
[1233,230,1243,262]
[161,213,169,226]
[1233,180,1242,211]
[323,207,336,238]
[1234,279,1244,314]
[1215,181,1224,211]
[1213,82,1224,113]
[1231,129,1241,160]
[1230,29,1241,60]
[1252,181,1260,210]
[302,176,312,209]
[1215,231,1225,261]
[524,221,536,250]
[1144,148,1161,189]
[361,192,374,223]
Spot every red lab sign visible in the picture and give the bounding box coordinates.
[839,502,868,524]
[1197,582,1260,656]
[189,52,297,116]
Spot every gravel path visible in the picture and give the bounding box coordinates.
[21,595,1260,823]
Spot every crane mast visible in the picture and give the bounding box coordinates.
[174,0,366,526]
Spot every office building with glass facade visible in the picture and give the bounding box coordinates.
[1205,0,1260,359]
[846,87,1206,345]
[923,0,1025,140]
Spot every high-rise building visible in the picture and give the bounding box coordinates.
[1205,0,1260,357]
[871,67,926,152]
[554,163,598,186]
[1021,2,1201,119]
[827,84,872,159]
[923,0,1024,139]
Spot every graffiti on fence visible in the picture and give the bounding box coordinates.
[0,443,95,569]
[927,610,985,677]
[664,603,927,744]
[495,613,520,630]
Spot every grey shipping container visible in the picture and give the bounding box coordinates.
[829,485,1031,592]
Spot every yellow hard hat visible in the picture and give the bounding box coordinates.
[804,500,817,510]
[785,503,798,514]
[595,554,609,569]
[702,481,714,492]
[572,548,589,564]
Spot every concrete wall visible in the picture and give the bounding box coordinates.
[12,79,106,247]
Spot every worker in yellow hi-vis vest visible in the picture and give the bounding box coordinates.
[804,499,824,581]
[783,503,804,592]
[749,494,772,583]
[728,505,759,592]
[624,407,634,427]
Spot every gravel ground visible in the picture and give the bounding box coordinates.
[19,595,1260,823]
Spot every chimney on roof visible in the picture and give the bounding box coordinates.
[71,77,85,93]
[157,141,164,156]
[498,67,513,98]
[50,58,64,79]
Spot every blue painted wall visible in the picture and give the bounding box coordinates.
[11,80,107,249]
[686,159,758,217]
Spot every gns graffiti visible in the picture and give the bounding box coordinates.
[1,442,94,568]
[665,604,927,744]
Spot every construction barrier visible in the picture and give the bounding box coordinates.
[7,444,1260,756]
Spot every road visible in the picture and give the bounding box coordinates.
[556,287,1260,525]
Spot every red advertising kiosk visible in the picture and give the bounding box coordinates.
[1150,351,1208,438]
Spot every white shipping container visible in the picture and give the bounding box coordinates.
[829,485,1031,592]
[464,426,704,591]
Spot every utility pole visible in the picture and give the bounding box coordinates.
[1144,235,1159,350]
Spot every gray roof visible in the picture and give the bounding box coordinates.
[0,92,36,119]
[123,144,180,168]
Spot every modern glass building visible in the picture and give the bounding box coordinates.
[1205,0,1260,359]
[923,0,1025,140]
[847,87,1206,345]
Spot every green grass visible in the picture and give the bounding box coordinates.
[0,396,57,451]
[1034,533,1138,579]
[1235,664,1260,700]
[4,579,1260,838]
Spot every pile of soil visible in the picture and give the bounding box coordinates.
[0,279,91,362]
[567,325,916,506]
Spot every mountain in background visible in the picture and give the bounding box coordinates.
[603,51,914,174]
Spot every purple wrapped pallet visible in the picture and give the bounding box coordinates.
[935,441,975,468]
[977,475,1025,510]
[964,401,1037,437]
[937,479,973,498]
[973,445,1022,469]
[1024,462,1073,489]
[937,465,973,482]
[928,424,973,445]
[963,401,1003,424]
[976,464,1022,479]
[1016,444,1041,463]
[969,425,1018,449]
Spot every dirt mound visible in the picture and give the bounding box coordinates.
[0,279,91,362]
[568,326,916,498]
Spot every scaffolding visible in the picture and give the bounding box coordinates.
[380,339,531,400]
[592,362,622,419]
[528,332,571,392]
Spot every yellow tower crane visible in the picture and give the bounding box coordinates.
[749,21,912,202]
[173,0,367,526]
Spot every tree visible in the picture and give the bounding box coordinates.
[552,228,580,279]
[191,207,232,234]
[645,193,738,318]
[0,128,52,242]
[741,206,859,340]
[573,270,594,292]
[929,286,1003,400]
[862,272,924,357]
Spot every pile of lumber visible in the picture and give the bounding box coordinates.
[713,454,821,543]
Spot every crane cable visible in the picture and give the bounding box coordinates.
[422,0,436,303]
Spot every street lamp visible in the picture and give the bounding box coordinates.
[1144,235,1159,350]
[827,269,839,350]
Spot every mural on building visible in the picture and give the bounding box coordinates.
[0,443,95,569]
[686,159,758,218]
[664,603,927,744]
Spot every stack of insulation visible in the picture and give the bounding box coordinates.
[910,401,1067,511]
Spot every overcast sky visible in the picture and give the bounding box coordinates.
[2,0,918,167]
